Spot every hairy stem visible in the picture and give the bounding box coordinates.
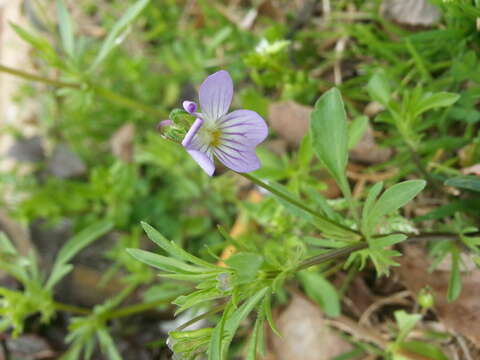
[296,242,368,271]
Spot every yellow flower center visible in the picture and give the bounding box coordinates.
[210,129,222,147]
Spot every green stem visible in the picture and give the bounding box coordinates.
[0,63,165,118]
[92,86,165,118]
[0,64,80,88]
[107,297,179,320]
[296,242,368,271]
[54,301,91,315]
[240,172,360,236]
[176,303,227,331]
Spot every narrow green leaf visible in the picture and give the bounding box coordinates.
[46,220,113,289]
[90,0,150,70]
[413,92,460,118]
[246,316,263,360]
[126,248,205,274]
[97,328,122,360]
[367,70,391,106]
[348,115,369,149]
[56,0,75,56]
[364,180,426,236]
[447,247,462,302]
[262,293,281,336]
[310,88,349,188]
[0,232,17,255]
[209,288,269,360]
[298,271,340,317]
[141,222,219,269]
[445,176,480,192]
[397,341,449,360]
[394,310,421,344]
[361,181,383,233]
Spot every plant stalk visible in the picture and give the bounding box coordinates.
[0,63,165,118]
[240,172,360,236]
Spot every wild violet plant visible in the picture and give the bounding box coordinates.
[128,73,431,360]
[1,1,479,359]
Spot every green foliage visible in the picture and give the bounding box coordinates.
[1,0,478,358]
[310,88,350,196]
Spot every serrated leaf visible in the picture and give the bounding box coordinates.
[225,253,263,285]
[364,180,426,236]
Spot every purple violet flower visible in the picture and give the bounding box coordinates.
[181,70,268,176]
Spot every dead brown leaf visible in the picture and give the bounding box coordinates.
[268,294,352,360]
[110,122,136,163]
[350,124,392,165]
[268,101,311,146]
[462,164,480,176]
[397,244,480,347]
[381,0,441,27]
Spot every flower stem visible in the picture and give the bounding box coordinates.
[240,172,360,236]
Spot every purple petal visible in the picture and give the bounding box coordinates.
[217,110,268,146]
[182,118,204,148]
[199,70,233,123]
[184,136,215,176]
[213,143,261,173]
[183,101,197,114]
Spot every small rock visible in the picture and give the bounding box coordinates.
[6,334,55,359]
[269,294,352,360]
[350,124,392,164]
[47,144,86,178]
[268,101,312,146]
[7,136,44,163]
[381,0,441,27]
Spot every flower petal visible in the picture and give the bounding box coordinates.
[199,70,233,123]
[213,143,261,173]
[217,110,268,146]
[185,136,215,176]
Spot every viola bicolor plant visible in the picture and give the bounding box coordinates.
[171,70,268,176]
